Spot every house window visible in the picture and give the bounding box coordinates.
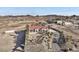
[30,30,32,32]
[32,29,35,32]
[36,29,38,32]
[42,30,46,32]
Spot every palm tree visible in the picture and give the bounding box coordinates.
[37,30,53,49]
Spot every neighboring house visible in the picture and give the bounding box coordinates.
[57,20,65,25]
[57,20,63,25]
[73,21,79,29]
[74,22,79,29]
[57,20,73,26]
[64,22,73,26]
[74,24,79,29]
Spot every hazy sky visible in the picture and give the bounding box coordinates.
[0,7,79,16]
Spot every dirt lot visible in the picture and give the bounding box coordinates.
[0,21,79,52]
[0,21,26,52]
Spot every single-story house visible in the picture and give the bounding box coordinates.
[64,22,73,26]
[29,25,48,33]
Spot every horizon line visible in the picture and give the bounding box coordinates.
[0,14,78,16]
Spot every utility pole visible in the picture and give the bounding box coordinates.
[47,32,52,49]
[47,30,53,50]
[24,24,29,51]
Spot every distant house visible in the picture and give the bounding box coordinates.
[74,21,79,29]
[57,20,73,26]
[57,20,64,25]
[74,24,79,29]
[64,22,73,26]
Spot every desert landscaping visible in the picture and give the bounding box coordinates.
[0,15,79,52]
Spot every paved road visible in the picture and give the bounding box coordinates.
[12,30,26,52]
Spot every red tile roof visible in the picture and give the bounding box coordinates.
[29,25,48,30]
